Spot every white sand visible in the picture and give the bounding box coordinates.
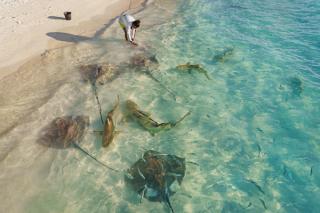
[0,0,146,79]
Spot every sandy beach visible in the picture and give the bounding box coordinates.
[0,0,147,79]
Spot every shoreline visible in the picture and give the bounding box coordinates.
[0,0,148,80]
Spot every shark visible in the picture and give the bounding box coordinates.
[212,47,234,63]
[126,100,190,136]
[102,96,120,147]
[175,63,211,80]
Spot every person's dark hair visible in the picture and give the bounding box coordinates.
[132,20,141,28]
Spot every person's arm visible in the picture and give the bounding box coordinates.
[132,28,136,41]
[127,28,137,45]
[127,27,132,42]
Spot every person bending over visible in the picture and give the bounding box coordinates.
[119,13,141,46]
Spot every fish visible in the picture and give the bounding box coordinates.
[212,47,234,62]
[257,144,262,157]
[310,166,313,176]
[126,100,191,136]
[247,202,252,208]
[175,63,211,80]
[259,198,267,210]
[246,179,265,194]
[102,96,120,147]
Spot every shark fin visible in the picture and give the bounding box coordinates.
[173,111,191,127]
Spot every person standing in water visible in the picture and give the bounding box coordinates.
[119,13,141,46]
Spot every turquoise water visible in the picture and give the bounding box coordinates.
[0,0,320,212]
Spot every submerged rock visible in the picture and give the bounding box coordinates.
[125,150,186,212]
[79,63,119,85]
[38,116,89,149]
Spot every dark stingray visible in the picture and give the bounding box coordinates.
[38,116,89,149]
[125,150,186,213]
[79,63,119,85]
[38,116,118,171]
[79,63,119,125]
[129,53,160,71]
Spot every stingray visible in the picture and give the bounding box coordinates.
[125,150,186,213]
[38,116,118,171]
[79,63,119,85]
[79,63,119,125]
[130,52,160,71]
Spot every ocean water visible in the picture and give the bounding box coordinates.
[0,0,320,212]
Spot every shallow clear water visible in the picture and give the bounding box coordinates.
[0,0,320,212]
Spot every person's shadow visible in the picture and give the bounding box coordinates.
[46,14,117,43]
[46,32,90,43]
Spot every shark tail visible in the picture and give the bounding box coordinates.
[114,95,120,112]
[204,72,211,80]
[73,142,119,172]
[173,111,191,127]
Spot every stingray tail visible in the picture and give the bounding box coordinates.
[91,82,104,126]
[164,193,175,213]
[73,142,119,172]
[173,111,191,127]
[146,70,177,100]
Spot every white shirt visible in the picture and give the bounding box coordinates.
[119,13,136,42]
